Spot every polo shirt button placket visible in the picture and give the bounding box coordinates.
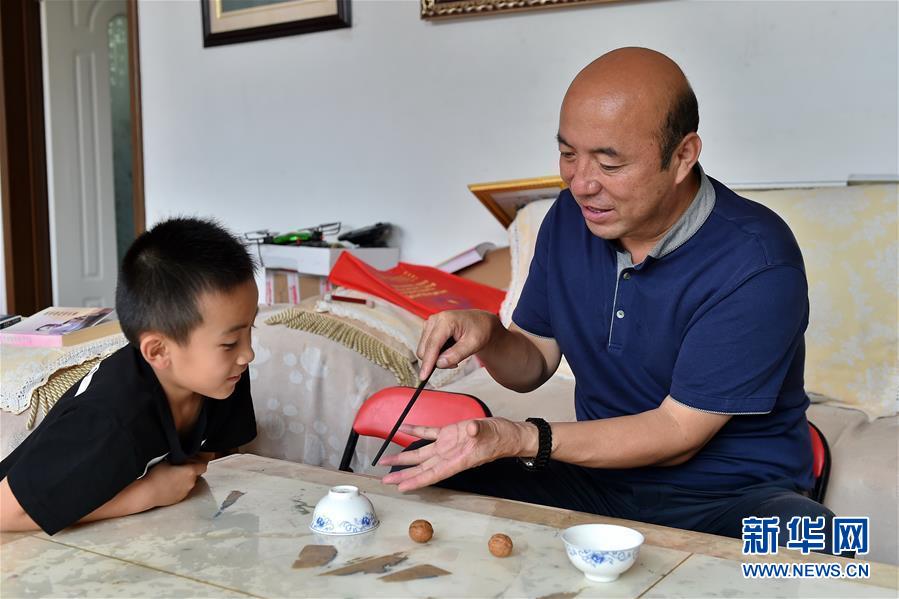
[622,271,631,280]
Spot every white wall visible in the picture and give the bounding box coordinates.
[138,0,898,266]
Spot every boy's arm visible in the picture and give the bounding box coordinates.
[0,478,40,531]
[0,462,207,533]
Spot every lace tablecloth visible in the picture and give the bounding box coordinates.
[0,334,128,415]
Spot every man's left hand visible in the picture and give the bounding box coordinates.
[379,417,521,492]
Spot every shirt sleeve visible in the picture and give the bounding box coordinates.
[201,371,257,452]
[511,203,556,338]
[669,265,808,414]
[6,405,141,535]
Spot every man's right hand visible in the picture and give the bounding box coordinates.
[144,461,207,507]
[417,310,500,380]
[417,309,562,393]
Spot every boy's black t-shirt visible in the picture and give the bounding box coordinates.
[0,344,256,535]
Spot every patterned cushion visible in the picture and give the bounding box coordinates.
[501,199,574,380]
[742,184,898,419]
[503,185,898,419]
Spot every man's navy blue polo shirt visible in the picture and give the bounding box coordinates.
[512,169,814,491]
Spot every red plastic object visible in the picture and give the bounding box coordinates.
[355,387,490,447]
[809,423,826,478]
[339,386,491,471]
[807,421,831,503]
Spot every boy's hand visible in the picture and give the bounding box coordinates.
[144,462,207,507]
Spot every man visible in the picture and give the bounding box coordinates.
[381,47,834,544]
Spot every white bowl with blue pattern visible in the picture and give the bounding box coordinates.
[561,524,644,582]
[310,485,380,536]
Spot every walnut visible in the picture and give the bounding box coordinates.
[488,533,513,557]
[409,519,434,543]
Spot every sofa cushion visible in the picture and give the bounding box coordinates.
[807,404,898,565]
[501,199,574,380]
[741,184,898,419]
[500,198,553,330]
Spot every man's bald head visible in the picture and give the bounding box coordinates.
[563,47,698,170]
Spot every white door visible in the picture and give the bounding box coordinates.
[42,0,125,307]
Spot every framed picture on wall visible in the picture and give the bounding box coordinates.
[201,0,351,47]
[421,0,616,20]
[469,176,566,228]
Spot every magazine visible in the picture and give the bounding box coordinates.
[0,307,121,347]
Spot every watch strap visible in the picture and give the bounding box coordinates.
[520,417,552,471]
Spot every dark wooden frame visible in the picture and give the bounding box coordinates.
[0,0,52,315]
[0,0,146,315]
[421,0,619,20]
[201,0,351,48]
[128,0,146,239]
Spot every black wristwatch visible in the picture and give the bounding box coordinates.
[519,417,552,471]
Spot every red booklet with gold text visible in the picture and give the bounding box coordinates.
[328,253,505,319]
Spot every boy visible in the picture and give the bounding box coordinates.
[0,217,258,534]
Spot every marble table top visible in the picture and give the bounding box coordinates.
[2,454,897,598]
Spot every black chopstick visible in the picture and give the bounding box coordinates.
[371,339,454,467]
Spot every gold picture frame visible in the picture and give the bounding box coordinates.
[469,176,565,228]
[202,0,351,47]
[421,0,617,20]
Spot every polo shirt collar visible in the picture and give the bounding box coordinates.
[616,164,716,267]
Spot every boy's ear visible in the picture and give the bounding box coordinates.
[139,332,171,369]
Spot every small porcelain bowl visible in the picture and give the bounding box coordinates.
[311,530,376,554]
[561,524,644,582]
[310,485,379,536]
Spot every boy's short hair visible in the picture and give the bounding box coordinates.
[116,217,256,345]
